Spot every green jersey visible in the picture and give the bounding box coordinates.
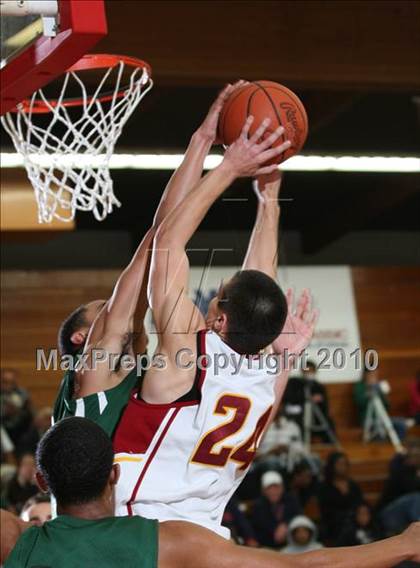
[5,514,158,568]
[53,368,139,438]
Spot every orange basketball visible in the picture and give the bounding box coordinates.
[218,81,308,165]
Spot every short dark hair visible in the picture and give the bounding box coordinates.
[58,305,88,356]
[36,417,114,507]
[218,270,287,354]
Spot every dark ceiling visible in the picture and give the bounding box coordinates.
[1,0,419,267]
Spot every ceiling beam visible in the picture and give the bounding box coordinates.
[101,0,420,90]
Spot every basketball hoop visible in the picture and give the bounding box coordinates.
[1,54,153,222]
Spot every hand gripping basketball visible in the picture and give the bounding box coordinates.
[222,116,291,177]
[196,80,249,144]
[218,80,308,165]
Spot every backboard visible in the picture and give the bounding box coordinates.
[0,0,107,115]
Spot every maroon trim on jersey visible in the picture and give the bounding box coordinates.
[126,406,181,515]
[136,330,208,406]
[113,393,169,455]
[197,329,208,392]
[130,391,199,409]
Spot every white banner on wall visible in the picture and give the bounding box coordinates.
[277,266,361,383]
[145,265,361,383]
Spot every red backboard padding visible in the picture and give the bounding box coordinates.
[0,0,107,115]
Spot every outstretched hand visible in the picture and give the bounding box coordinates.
[272,288,318,357]
[196,80,248,144]
[223,116,291,178]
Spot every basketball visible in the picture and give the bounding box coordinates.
[218,81,308,165]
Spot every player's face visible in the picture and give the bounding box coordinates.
[205,296,219,330]
[205,281,228,331]
[22,502,52,526]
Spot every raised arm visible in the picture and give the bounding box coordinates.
[152,81,248,228]
[160,520,420,568]
[129,131,215,355]
[241,170,295,422]
[77,86,248,395]
[131,82,246,353]
[77,228,156,396]
[149,118,290,334]
[242,170,282,279]
[142,118,291,402]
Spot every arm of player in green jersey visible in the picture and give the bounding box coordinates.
[0,509,31,564]
[78,84,246,397]
[160,519,420,568]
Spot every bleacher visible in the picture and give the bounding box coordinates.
[2,266,420,507]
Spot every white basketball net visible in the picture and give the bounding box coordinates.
[1,60,153,222]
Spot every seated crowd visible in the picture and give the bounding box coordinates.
[1,365,419,555]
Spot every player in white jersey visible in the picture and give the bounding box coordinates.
[113,117,317,536]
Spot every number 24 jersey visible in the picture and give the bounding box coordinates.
[113,330,279,538]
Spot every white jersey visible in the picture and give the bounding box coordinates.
[113,330,278,537]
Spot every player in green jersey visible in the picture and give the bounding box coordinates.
[53,83,246,433]
[2,417,419,568]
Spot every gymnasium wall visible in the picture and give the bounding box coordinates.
[1,267,419,429]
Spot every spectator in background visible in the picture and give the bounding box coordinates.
[408,371,420,424]
[251,471,301,549]
[336,501,383,546]
[222,497,259,547]
[353,367,408,440]
[257,405,308,474]
[379,438,420,508]
[318,452,363,542]
[17,407,52,456]
[281,515,323,554]
[20,493,52,526]
[0,368,32,445]
[0,426,16,491]
[3,453,38,514]
[380,492,420,537]
[283,361,336,444]
[288,462,319,510]
[1,426,15,466]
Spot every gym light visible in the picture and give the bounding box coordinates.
[0,153,419,173]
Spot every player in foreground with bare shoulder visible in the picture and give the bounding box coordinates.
[2,417,419,568]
